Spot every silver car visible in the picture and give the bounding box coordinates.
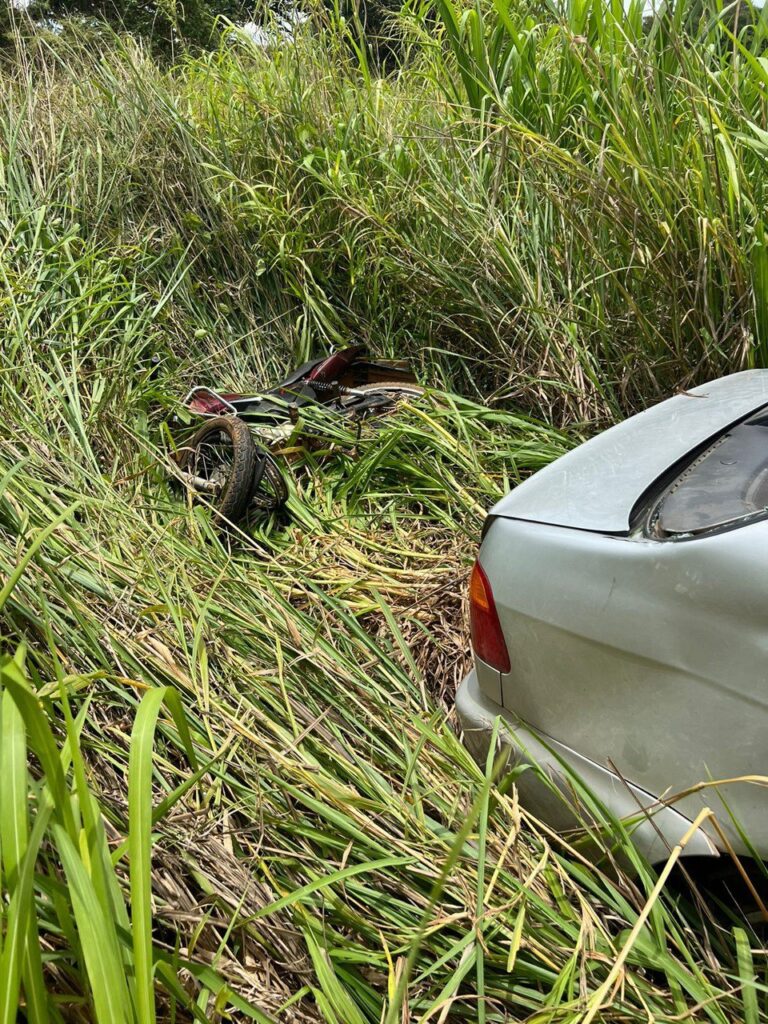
[457,371,768,866]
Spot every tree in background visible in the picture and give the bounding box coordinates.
[2,0,254,50]
[2,0,406,61]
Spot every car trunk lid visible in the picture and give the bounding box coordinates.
[490,371,768,535]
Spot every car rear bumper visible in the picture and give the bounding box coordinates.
[456,670,718,864]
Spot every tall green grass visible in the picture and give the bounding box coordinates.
[4,0,768,423]
[0,2,767,1019]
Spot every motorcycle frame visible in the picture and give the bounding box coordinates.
[182,347,417,424]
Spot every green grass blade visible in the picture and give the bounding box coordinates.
[128,686,170,1024]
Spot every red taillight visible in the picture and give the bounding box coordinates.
[469,560,510,673]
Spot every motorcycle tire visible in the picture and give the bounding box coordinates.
[177,416,256,528]
[251,450,289,511]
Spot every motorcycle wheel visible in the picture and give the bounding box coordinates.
[177,416,256,528]
[251,450,289,511]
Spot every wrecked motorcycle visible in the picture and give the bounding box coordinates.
[173,345,422,528]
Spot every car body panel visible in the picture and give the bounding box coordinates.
[456,670,718,862]
[474,515,768,856]
[490,370,768,534]
[474,653,502,705]
[458,371,768,860]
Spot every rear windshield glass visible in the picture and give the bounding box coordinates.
[651,406,768,536]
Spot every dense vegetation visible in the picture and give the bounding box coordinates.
[1,0,249,50]
[0,1,767,1019]
[1,0,399,53]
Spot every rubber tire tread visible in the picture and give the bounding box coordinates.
[251,450,289,510]
[180,416,256,528]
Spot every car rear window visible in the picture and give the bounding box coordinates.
[649,406,768,536]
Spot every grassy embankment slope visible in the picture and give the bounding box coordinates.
[0,4,767,1019]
